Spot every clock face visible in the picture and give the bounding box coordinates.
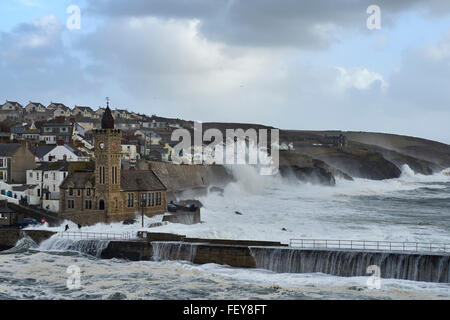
[99,142,105,150]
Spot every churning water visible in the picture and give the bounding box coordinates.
[1,165,450,299]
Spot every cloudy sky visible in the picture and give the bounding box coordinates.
[1,0,450,143]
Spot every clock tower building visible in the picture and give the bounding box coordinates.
[93,104,123,217]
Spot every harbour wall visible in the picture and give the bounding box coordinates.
[0,229,56,250]
[101,237,450,283]
[1,230,449,283]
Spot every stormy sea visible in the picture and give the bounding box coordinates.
[1,165,449,300]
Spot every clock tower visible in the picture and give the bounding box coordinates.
[93,102,123,217]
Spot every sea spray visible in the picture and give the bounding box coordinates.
[0,236,38,255]
[38,235,110,258]
[248,247,450,283]
[151,241,198,262]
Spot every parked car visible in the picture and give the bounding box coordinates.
[122,219,137,225]
[15,218,40,229]
[167,203,177,212]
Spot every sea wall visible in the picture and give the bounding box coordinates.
[100,240,450,283]
[0,229,56,250]
[144,161,232,192]
[249,247,450,283]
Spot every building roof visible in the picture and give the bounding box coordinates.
[74,106,94,112]
[60,171,95,189]
[35,161,71,172]
[102,106,115,129]
[12,184,37,192]
[28,145,56,158]
[0,206,15,214]
[48,102,69,110]
[42,121,73,127]
[26,102,46,109]
[0,144,21,157]
[4,100,23,108]
[121,170,166,191]
[60,169,166,192]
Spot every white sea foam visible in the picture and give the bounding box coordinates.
[28,164,450,244]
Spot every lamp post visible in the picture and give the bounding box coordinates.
[140,194,146,228]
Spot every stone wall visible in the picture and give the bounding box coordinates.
[144,161,232,192]
[0,229,56,250]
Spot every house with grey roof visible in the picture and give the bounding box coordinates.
[48,102,71,118]
[40,119,74,144]
[73,105,95,118]
[0,100,23,120]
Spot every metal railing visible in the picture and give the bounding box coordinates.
[58,231,132,240]
[289,239,450,254]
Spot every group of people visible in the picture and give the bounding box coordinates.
[64,223,82,231]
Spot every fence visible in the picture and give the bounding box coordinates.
[289,239,450,254]
[58,231,133,240]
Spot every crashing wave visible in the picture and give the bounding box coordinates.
[0,236,38,255]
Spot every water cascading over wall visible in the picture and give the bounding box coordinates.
[249,247,450,283]
[151,241,199,262]
[38,236,111,258]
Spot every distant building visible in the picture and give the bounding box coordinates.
[26,161,72,212]
[323,134,348,148]
[0,100,23,120]
[40,119,74,144]
[0,200,24,227]
[48,102,71,118]
[73,106,95,118]
[0,143,36,184]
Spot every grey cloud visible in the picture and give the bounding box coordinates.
[0,16,99,106]
[85,0,450,48]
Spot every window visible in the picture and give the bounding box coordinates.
[156,192,162,206]
[0,159,4,168]
[36,172,39,180]
[68,200,74,209]
[141,193,147,207]
[37,189,40,197]
[148,193,154,207]
[52,173,56,180]
[44,174,48,179]
[99,166,106,184]
[77,189,81,197]
[86,188,91,196]
[85,200,92,210]
[29,172,33,178]
[69,188,73,196]
[127,193,134,207]
[0,171,6,181]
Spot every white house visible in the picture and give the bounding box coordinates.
[26,162,70,212]
[42,144,89,162]
[121,144,139,162]
[0,181,40,206]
